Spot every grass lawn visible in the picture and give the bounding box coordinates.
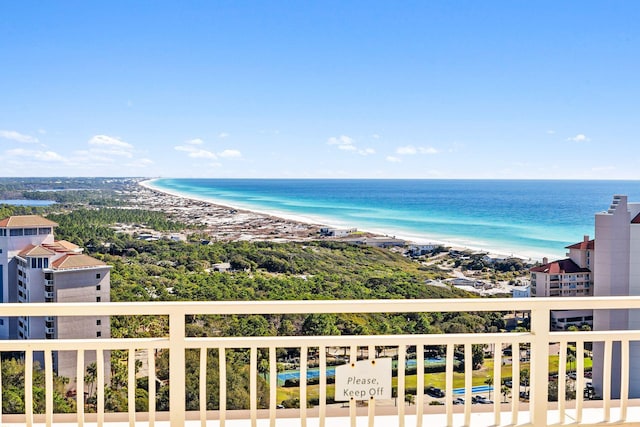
[276,356,593,404]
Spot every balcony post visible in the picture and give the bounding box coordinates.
[169,309,186,427]
[530,306,550,426]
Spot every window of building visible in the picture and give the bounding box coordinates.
[96,319,101,326]
[31,258,37,268]
[24,228,37,236]
[96,273,101,279]
[37,258,43,268]
[0,229,6,236]
[96,331,102,337]
[96,296,101,302]
[96,285,101,291]
[10,229,23,237]
[43,258,48,268]
[38,227,52,235]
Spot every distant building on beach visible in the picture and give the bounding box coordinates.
[407,244,439,256]
[342,236,406,248]
[0,215,110,383]
[319,227,357,237]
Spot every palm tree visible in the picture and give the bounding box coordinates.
[501,385,510,403]
[484,376,493,400]
[84,362,98,410]
[567,353,576,374]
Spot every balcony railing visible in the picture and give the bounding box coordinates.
[2,297,640,426]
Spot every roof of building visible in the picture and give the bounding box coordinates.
[530,258,591,274]
[43,240,81,253]
[632,212,640,224]
[18,244,56,257]
[0,215,58,228]
[51,254,108,270]
[566,239,595,250]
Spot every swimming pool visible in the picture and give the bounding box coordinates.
[452,385,494,395]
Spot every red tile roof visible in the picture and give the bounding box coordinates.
[566,239,595,250]
[18,244,56,257]
[0,215,58,228]
[632,212,640,224]
[43,240,80,253]
[51,254,107,270]
[530,258,591,274]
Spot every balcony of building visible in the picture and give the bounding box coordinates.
[1,297,640,426]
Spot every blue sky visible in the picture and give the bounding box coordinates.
[1,1,639,179]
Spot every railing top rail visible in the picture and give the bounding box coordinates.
[2,296,640,316]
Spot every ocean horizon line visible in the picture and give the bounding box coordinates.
[144,177,640,182]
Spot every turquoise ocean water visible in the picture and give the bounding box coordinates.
[146,179,640,260]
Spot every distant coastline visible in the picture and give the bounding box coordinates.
[139,178,545,260]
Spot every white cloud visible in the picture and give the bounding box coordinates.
[175,145,218,159]
[89,134,134,149]
[218,132,230,139]
[547,130,556,134]
[567,134,590,142]
[396,145,439,155]
[371,134,381,139]
[338,144,357,151]
[327,135,354,146]
[175,144,242,160]
[0,130,39,143]
[418,147,439,154]
[396,145,417,155]
[218,149,242,158]
[386,156,402,163]
[6,148,65,162]
[186,138,204,145]
[358,148,376,156]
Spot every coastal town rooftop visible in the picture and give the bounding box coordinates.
[2,296,640,427]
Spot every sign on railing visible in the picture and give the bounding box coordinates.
[334,358,392,401]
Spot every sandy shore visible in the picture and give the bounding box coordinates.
[133,180,330,243]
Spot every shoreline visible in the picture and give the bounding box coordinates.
[138,179,540,260]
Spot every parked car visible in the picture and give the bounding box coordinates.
[426,386,445,398]
[452,397,465,405]
[473,395,493,404]
[504,380,512,388]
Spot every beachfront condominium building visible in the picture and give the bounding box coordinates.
[530,236,594,330]
[0,215,110,381]
[592,195,640,398]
